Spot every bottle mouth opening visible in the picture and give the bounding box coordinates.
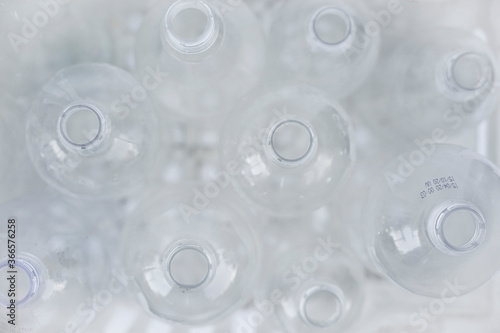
[310,7,354,49]
[266,119,317,167]
[0,257,41,307]
[299,284,344,328]
[164,0,219,55]
[163,242,215,291]
[58,103,106,151]
[445,52,493,93]
[427,200,487,255]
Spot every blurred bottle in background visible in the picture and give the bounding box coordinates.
[134,0,266,149]
[267,0,380,100]
[108,0,160,70]
[261,244,365,333]
[0,0,113,106]
[368,27,498,140]
[0,92,45,205]
[0,193,111,333]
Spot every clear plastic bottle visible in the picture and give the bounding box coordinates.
[0,1,112,102]
[107,0,159,70]
[373,28,498,138]
[0,93,25,168]
[264,244,365,333]
[357,311,441,333]
[220,84,354,217]
[0,93,45,204]
[267,0,380,99]
[0,113,9,183]
[362,144,500,297]
[120,186,260,325]
[26,63,160,199]
[337,121,418,274]
[134,0,266,125]
[0,194,110,333]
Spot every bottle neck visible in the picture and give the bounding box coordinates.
[427,200,486,256]
[0,254,44,307]
[308,6,357,54]
[161,0,223,58]
[162,240,216,292]
[58,102,109,154]
[299,283,344,328]
[439,51,494,101]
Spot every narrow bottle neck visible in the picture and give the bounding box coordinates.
[162,240,216,292]
[0,254,44,307]
[439,51,494,101]
[299,283,344,328]
[427,200,486,256]
[265,118,317,168]
[58,102,109,154]
[162,0,223,57]
[308,6,357,54]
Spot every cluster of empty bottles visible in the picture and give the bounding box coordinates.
[1,0,500,332]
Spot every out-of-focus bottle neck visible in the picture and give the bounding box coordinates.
[0,254,45,307]
[299,283,344,328]
[307,6,358,55]
[439,51,494,101]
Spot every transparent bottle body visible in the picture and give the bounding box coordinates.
[134,0,266,125]
[0,93,26,172]
[267,0,380,100]
[372,28,498,138]
[0,93,45,204]
[120,187,259,325]
[337,121,420,274]
[26,63,160,199]
[0,1,113,101]
[0,115,9,182]
[220,84,354,217]
[265,245,364,333]
[0,194,109,332]
[362,144,500,297]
